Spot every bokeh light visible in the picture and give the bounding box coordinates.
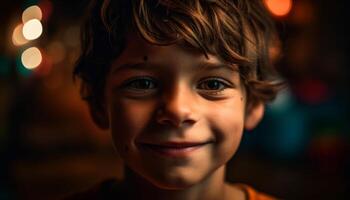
[12,24,29,46]
[22,19,43,40]
[22,5,42,23]
[21,47,42,69]
[264,0,293,17]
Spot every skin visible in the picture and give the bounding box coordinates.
[95,34,264,200]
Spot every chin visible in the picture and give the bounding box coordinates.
[146,172,203,190]
[151,180,197,190]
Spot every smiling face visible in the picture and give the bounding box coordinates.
[100,34,264,190]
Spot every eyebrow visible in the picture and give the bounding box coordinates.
[111,61,239,74]
[197,62,239,73]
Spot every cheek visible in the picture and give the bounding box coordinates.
[108,98,155,154]
[205,99,245,158]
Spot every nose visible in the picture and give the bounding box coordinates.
[156,82,199,128]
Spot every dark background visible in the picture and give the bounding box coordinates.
[0,0,349,199]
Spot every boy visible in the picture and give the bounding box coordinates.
[68,0,282,199]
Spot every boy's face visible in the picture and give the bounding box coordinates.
[102,34,263,189]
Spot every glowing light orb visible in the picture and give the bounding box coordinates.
[22,5,42,23]
[12,24,29,46]
[264,0,293,17]
[23,19,43,40]
[21,47,42,69]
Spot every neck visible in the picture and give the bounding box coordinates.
[121,166,228,200]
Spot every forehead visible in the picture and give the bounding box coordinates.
[112,33,228,70]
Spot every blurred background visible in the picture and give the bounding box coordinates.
[0,0,349,199]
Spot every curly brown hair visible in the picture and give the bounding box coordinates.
[74,0,283,115]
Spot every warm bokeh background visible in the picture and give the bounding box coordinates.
[0,0,349,199]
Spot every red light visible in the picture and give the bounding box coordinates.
[264,0,293,17]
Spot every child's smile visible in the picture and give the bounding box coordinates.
[138,140,214,158]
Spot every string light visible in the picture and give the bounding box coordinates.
[22,5,42,23]
[12,24,29,46]
[21,47,42,69]
[22,19,43,40]
[264,0,293,17]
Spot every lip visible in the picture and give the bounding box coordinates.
[139,141,211,158]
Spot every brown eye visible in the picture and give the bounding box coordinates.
[197,78,229,91]
[124,77,158,90]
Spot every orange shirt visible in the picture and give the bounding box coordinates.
[64,180,279,200]
[235,184,278,200]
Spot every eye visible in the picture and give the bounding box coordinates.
[122,76,158,91]
[197,78,231,91]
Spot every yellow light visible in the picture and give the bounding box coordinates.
[23,19,43,40]
[12,24,29,46]
[22,5,42,23]
[264,0,292,17]
[21,47,42,69]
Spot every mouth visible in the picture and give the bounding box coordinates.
[139,141,212,158]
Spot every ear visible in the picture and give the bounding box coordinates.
[244,102,264,130]
[88,103,110,130]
